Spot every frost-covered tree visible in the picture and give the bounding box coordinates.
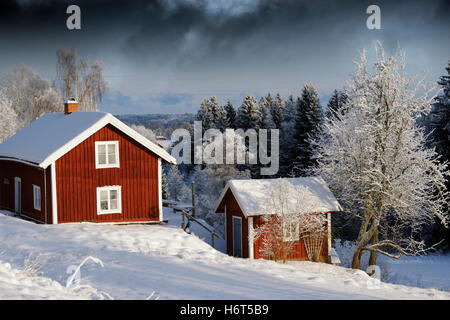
[251,179,327,262]
[56,48,107,111]
[313,43,449,269]
[130,124,157,143]
[166,165,191,203]
[224,100,236,129]
[161,169,169,200]
[424,61,450,248]
[279,95,297,176]
[208,96,221,129]
[196,97,216,132]
[426,61,450,168]
[192,165,250,234]
[292,84,323,176]
[215,104,229,132]
[234,94,262,130]
[2,65,62,127]
[271,92,285,129]
[0,89,20,143]
[259,96,274,129]
[326,89,348,118]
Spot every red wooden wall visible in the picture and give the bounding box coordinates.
[55,124,160,223]
[0,160,53,223]
[252,215,328,260]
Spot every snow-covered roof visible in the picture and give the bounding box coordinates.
[0,111,176,168]
[214,176,342,217]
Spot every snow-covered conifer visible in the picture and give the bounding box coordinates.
[234,94,262,130]
[271,92,285,129]
[224,100,236,129]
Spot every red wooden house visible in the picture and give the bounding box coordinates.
[214,177,342,261]
[0,100,176,224]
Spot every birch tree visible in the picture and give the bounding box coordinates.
[56,48,107,111]
[313,43,449,269]
[2,65,62,127]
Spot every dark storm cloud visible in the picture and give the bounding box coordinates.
[2,0,448,69]
[0,0,448,114]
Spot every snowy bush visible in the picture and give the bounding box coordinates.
[22,250,48,277]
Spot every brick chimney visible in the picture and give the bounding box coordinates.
[64,98,78,114]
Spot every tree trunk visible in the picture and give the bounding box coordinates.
[351,249,362,269]
[368,227,378,266]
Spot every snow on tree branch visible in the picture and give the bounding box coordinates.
[312,42,449,269]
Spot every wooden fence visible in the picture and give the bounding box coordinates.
[180,210,219,249]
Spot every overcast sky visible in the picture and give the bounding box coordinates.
[0,0,449,114]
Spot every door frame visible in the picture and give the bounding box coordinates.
[232,215,243,257]
[14,177,21,214]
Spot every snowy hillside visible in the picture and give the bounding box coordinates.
[0,260,90,299]
[0,209,449,300]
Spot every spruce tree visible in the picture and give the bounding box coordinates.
[271,92,285,129]
[234,94,262,130]
[291,84,323,176]
[279,94,297,176]
[216,105,228,132]
[224,100,236,129]
[259,96,274,129]
[326,89,349,118]
[196,98,215,132]
[425,61,450,247]
[428,61,450,163]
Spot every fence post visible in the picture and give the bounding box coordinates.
[181,211,185,230]
[211,232,215,249]
[191,181,196,218]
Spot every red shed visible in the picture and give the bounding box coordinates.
[0,101,176,224]
[214,177,342,262]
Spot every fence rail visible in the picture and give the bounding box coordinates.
[180,210,219,249]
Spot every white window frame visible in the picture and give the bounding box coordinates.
[283,220,299,242]
[95,141,120,169]
[96,186,122,215]
[33,184,41,211]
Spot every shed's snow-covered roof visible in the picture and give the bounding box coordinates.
[214,176,342,217]
[0,112,176,168]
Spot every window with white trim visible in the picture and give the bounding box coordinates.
[33,185,41,211]
[96,186,122,215]
[95,141,119,168]
[283,221,299,242]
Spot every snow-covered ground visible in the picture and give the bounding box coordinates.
[334,239,450,292]
[0,208,449,300]
[0,260,90,299]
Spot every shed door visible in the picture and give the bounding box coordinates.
[233,216,242,257]
[14,177,21,214]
